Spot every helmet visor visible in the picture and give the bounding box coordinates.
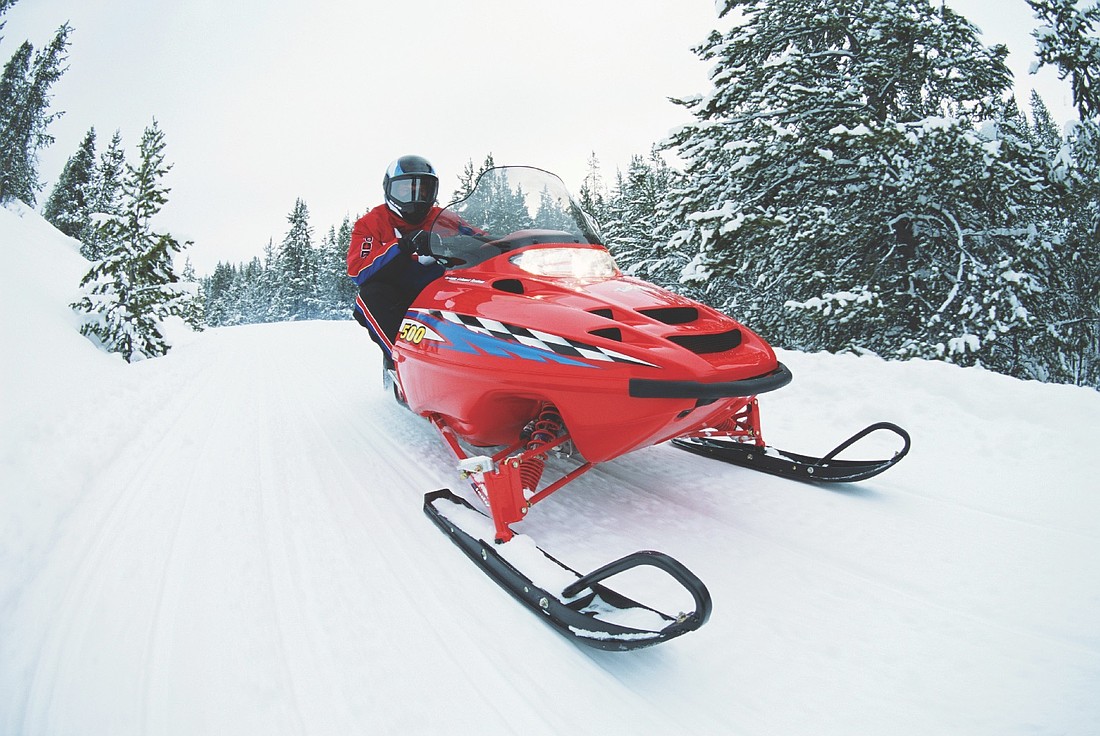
[389,175,438,204]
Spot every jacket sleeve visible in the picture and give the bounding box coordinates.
[347,217,404,286]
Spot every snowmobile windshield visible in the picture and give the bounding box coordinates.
[427,166,605,270]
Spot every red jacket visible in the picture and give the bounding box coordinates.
[346,204,443,286]
[346,204,479,283]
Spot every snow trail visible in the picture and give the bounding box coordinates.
[3,205,1099,735]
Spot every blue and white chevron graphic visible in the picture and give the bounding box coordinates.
[405,310,657,368]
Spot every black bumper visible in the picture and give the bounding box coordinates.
[629,362,793,399]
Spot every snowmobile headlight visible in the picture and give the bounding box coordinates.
[511,248,619,280]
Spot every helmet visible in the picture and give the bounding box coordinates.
[383,154,439,226]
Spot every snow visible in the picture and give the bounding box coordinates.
[829,123,874,137]
[947,334,982,355]
[3,202,1100,735]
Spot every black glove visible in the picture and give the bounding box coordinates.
[398,230,428,255]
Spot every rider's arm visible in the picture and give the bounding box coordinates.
[347,219,406,285]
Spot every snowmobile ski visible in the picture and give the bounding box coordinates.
[671,422,911,483]
[424,489,712,651]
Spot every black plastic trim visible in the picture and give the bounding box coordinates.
[630,362,793,399]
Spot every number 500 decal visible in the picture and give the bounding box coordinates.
[398,318,442,345]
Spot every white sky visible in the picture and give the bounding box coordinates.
[3,0,1078,274]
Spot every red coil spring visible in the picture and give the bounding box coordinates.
[712,403,754,435]
[519,405,563,493]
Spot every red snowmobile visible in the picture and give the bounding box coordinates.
[391,167,909,650]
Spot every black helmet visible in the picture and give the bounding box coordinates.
[383,154,439,226]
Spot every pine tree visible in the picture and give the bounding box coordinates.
[578,151,608,225]
[203,261,237,326]
[1029,91,1063,152]
[1044,116,1100,385]
[314,220,355,319]
[0,41,33,201]
[0,24,71,204]
[604,149,682,284]
[271,199,317,321]
[452,153,496,201]
[1026,0,1100,118]
[42,127,97,240]
[0,0,19,29]
[72,120,198,361]
[453,163,532,235]
[532,184,579,231]
[667,0,1067,377]
[452,158,477,201]
[82,130,127,260]
[178,257,205,330]
[248,252,274,324]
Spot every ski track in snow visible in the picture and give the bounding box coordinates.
[4,320,1099,736]
[3,207,1100,735]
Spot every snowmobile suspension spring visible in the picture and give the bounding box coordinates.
[520,404,564,493]
[711,400,762,443]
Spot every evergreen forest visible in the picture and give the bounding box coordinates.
[6,0,1098,385]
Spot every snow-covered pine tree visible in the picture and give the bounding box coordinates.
[1027,0,1100,118]
[577,151,608,225]
[42,127,97,240]
[0,42,33,200]
[316,216,356,320]
[456,165,532,234]
[72,120,198,362]
[81,129,127,260]
[1,0,18,33]
[0,0,19,21]
[0,23,70,204]
[315,224,338,319]
[531,184,578,232]
[336,215,356,312]
[667,0,1065,378]
[452,159,477,202]
[246,253,274,324]
[1043,114,1100,386]
[202,261,237,326]
[271,199,318,321]
[178,257,205,330]
[1029,90,1064,151]
[1022,1,1100,385]
[452,153,496,202]
[603,149,683,287]
[241,239,276,324]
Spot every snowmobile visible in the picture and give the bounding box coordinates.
[390,167,910,651]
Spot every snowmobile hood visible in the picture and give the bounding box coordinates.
[398,166,787,459]
[431,251,780,380]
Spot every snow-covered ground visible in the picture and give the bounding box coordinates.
[2,203,1098,735]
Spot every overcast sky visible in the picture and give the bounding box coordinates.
[3,0,1078,274]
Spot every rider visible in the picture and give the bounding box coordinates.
[347,154,447,363]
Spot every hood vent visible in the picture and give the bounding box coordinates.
[639,306,698,325]
[667,329,742,354]
[493,279,525,294]
[588,327,623,342]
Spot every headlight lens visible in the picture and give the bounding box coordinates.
[511,248,619,279]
